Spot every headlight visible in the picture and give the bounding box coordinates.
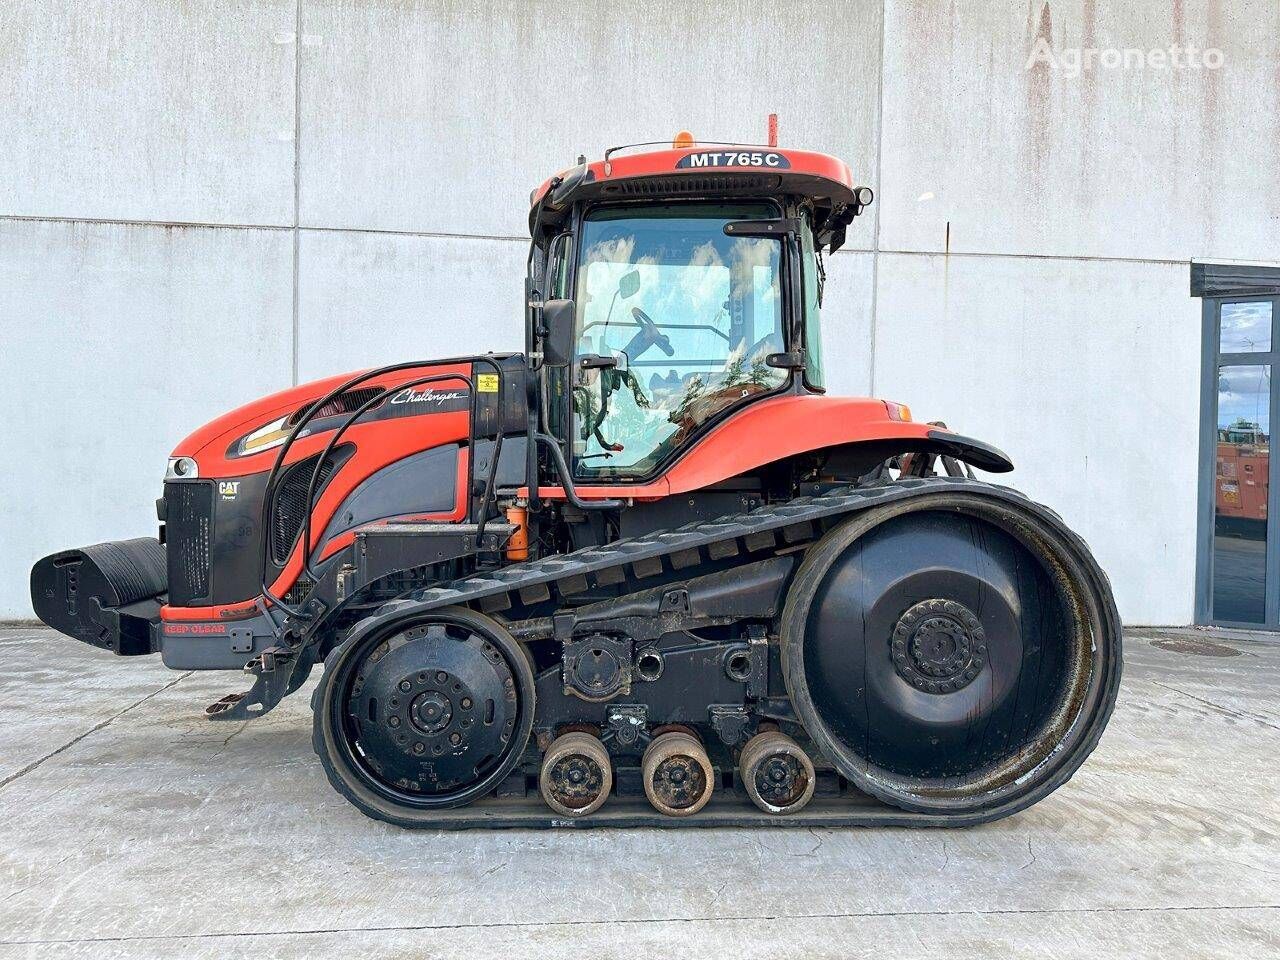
[166,456,199,479]
[231,416,291,458]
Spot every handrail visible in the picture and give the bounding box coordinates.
[298,372,475,583]
[257,354,514,616]
[535,434,622,511]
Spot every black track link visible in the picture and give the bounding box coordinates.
[387,477,1063,619]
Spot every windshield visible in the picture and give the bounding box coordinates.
[572,202,788,478]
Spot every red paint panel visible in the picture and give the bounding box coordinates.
[173,362,474,478]
[162,362,477,618]
[531,146,857,207]
[531,395,936,501]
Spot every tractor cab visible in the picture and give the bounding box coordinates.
[528,135,873,483]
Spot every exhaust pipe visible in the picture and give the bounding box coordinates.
[30,538,167,656]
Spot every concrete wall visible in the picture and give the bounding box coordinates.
[2,0,1277,622]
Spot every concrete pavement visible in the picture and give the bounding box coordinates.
[0,625,1276,959]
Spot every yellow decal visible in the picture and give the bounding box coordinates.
[477,374,499,393]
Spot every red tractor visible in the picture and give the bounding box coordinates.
[32,134,1121,828]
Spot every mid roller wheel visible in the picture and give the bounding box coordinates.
[312,605,535,827]
[781,490,1121,822]
[641,731,714,817]
[739,730,816,816]
[539,731,612,817]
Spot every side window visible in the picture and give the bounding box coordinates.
[801,211,825,390]
[548,233,572,299]
[544,233,574,444]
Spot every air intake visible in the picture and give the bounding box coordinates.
[289,388,385,426]
[270,448,351,564]
[603,174,780,197]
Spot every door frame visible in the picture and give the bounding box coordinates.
[1192,262,1280,627]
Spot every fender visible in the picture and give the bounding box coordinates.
[533,394,1013,501]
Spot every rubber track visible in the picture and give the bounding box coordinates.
[380,477,1064,620]
[318,476,1119,830]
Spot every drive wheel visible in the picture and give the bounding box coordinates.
[312,605,535,826]
[781,490,1121,821]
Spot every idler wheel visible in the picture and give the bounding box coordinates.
[739,730,816,815]
[312,606,535,827]
[641,731,714,817]
[539,732,612,817]
[780,492,1121,821]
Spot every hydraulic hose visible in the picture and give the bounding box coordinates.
[297,372,474,585]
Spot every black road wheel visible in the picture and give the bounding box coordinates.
[781,491,1121,821]
[312,605,535,826]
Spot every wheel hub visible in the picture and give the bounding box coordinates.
[892,599,986,693]
[410,689,455,734]
[754,754,807,807]
[651,756,706,810]
[546,754,605,809]
[346,623,519,796]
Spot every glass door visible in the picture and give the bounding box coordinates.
[1200,296,1279,626]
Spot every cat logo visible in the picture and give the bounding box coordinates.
[218,480,241,500]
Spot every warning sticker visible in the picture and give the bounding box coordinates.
[477,373,500,393]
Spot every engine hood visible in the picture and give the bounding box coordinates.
[170,362,476,480]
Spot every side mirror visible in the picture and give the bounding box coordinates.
[541,299,576,367]
[619,269,641,300]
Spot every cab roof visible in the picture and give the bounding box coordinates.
[529,142,862,239]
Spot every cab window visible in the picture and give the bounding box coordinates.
[571,203,787,479]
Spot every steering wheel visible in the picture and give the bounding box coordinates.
[630,306,675,357]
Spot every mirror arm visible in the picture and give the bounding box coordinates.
[723,217,802,238]
[766,349,806,370]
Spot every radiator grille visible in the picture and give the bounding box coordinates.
[165,481,213,604]
[271,451,345,564]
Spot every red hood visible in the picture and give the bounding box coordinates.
[171,363,473,479]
